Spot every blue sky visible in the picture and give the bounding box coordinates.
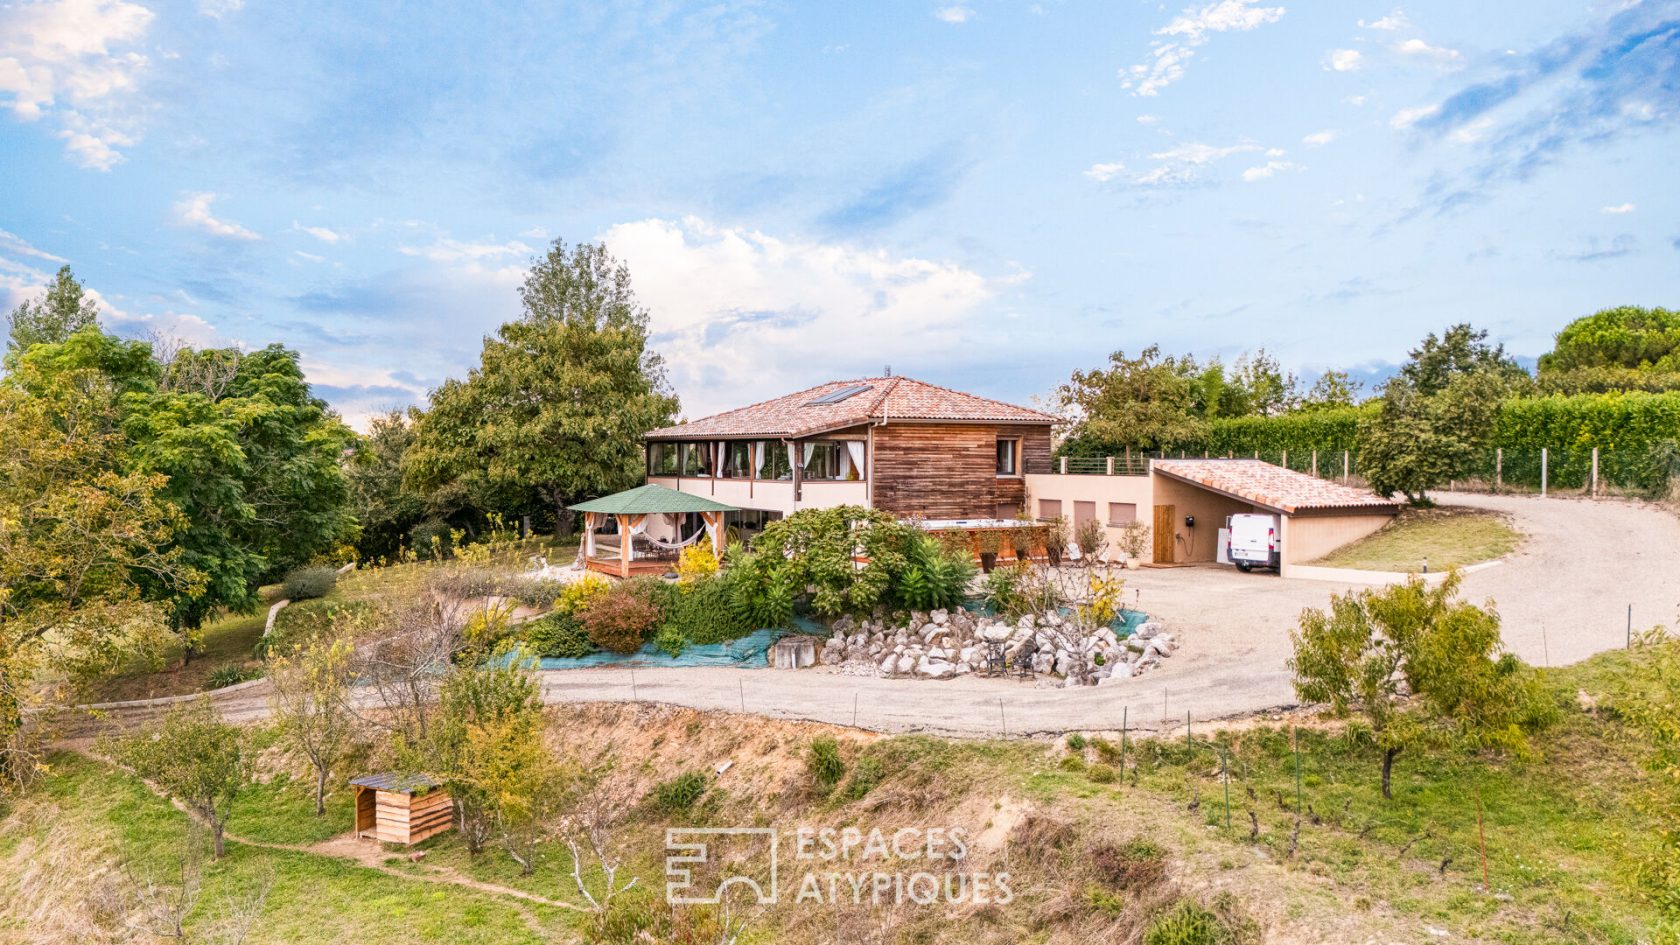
[2,0,1676,426]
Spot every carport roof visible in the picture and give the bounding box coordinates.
[1152,459,1401,515]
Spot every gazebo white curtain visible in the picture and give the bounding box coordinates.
[845,441,864,479]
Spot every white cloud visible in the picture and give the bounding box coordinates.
[598,216,1022,417]
[0,0,154,169]
[1083,161,1127,182]
[0,229,67,263]
[1302,129,1337,147]
[1447,115,1494,144]
[1325,49,1363,71]
[198,0,243,17]
[293,221,344,243]
[1344,94,1368,107]
[397,236,533,265]
[1359,10,1408,30]
[934,5,973,24]
[1600,203,1636,215]
[1241,160,1298,181]
[1136,114,1160,125]
[1390,103,1440,129]
[1156,0,1285,42]
[174,192,261,240]
[1395,37,1462,66]
[293,250,326,263]
[1134,141,1263,185]
[1121,0,1284,96]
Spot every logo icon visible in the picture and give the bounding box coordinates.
[665,827,779,905]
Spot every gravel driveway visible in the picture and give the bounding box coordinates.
[93,493,1680,739]
[531,492,1680,736]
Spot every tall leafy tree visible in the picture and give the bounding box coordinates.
[1301,369,1363,410]
[1057,345,1205,453]
[0,364,192,788]
[406,240,679,533]
[1537,305,1680,393]
[4,265,100,358]
[1361,324,1529,504]
[346,408,427,561]
[125,343,356,642]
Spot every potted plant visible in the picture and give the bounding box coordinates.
[1117,520,1150,570]
[1042,517,1069,567]
[1009,525,1036,564]
[1074,518,1109,566]
[976,528,1002,573]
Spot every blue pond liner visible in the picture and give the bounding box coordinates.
[529,605,1149,671]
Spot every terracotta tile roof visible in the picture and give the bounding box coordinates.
[645,377,1058,440]
[1151,459,1401,514]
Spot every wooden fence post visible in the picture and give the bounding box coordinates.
[1343,450,1350,483]
[1495,447,1502,492]
[1591,447,1600,497]
[1311,449,1318,477]
[1106,456,1114,476]
[1060,456,1067,475]
[1541,447,1548,497]
[1281,449,1287,469]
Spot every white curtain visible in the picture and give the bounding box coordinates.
[715,441,726,477]
[845,441,864,479]
[786,443,797,479]
[754,442,767,478]
[584,512,597,557]
[627,515,648,559]
[703,514,720,551]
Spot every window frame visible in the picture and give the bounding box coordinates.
[996,437,1021,477]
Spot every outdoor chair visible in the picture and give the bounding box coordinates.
[983,641,1008,677]
[1014,641,1038,680]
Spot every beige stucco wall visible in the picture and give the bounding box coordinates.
[1149,475,1268,564]
[1023,473,1155,563]
[1280,511,1397,566]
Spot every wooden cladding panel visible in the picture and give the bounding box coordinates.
[872,423,1054,519]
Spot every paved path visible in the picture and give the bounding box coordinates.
[85,493,1680,739]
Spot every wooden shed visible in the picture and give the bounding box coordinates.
[350,772,454,845]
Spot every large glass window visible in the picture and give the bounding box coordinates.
[800,441,864,481]
[759,442,793,480]
[996,438,1020,476]
[722,442,753,478]
[679,442,710,476]
[649,442,679,476]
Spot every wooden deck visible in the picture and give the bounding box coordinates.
[583,555,676,577]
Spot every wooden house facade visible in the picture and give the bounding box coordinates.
[641,377,1058,535]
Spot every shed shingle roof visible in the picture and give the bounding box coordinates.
[646,377,1058,440]
[1151,459,1401,515]
[350,772,441,794]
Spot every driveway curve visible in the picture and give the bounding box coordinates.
[89,493,1680,739]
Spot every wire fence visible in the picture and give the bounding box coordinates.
[1054,444,1679,498]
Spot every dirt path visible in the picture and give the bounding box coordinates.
[72,494,1680,739]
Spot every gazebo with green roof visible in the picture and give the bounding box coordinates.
[570,483,737,577]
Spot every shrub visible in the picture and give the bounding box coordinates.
[555,573,613,615]
[724,546,796,629]
[521,612,596,659]
[658,573,754,647]
[1143,894,1259,945]
[1091,838,1168,890]
[675,543,720,584]
[207,665,261,689]
[496,575,566,607]
[281,565,338,602]
[1058,755,1086,773]
[650,771,708,814]
[806,736,846,792]
[653,623,688,658]
[1091,737,1124,765]
[1087,763,1117,784]
[984,564,1028,619]
[836,755,884,802]
[579,585,662,653]
[410,519,456,560]
[1065,733,1087,751]
[891,533,975,611]
[462,602,516,653]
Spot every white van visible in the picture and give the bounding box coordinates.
[1225,513,1280,572]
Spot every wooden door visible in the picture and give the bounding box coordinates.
[1152,505,1175,564]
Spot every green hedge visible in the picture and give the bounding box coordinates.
[1196,405,1371,455]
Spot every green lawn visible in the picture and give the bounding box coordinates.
[1312,507,1521,572]
[0,753,575,944]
